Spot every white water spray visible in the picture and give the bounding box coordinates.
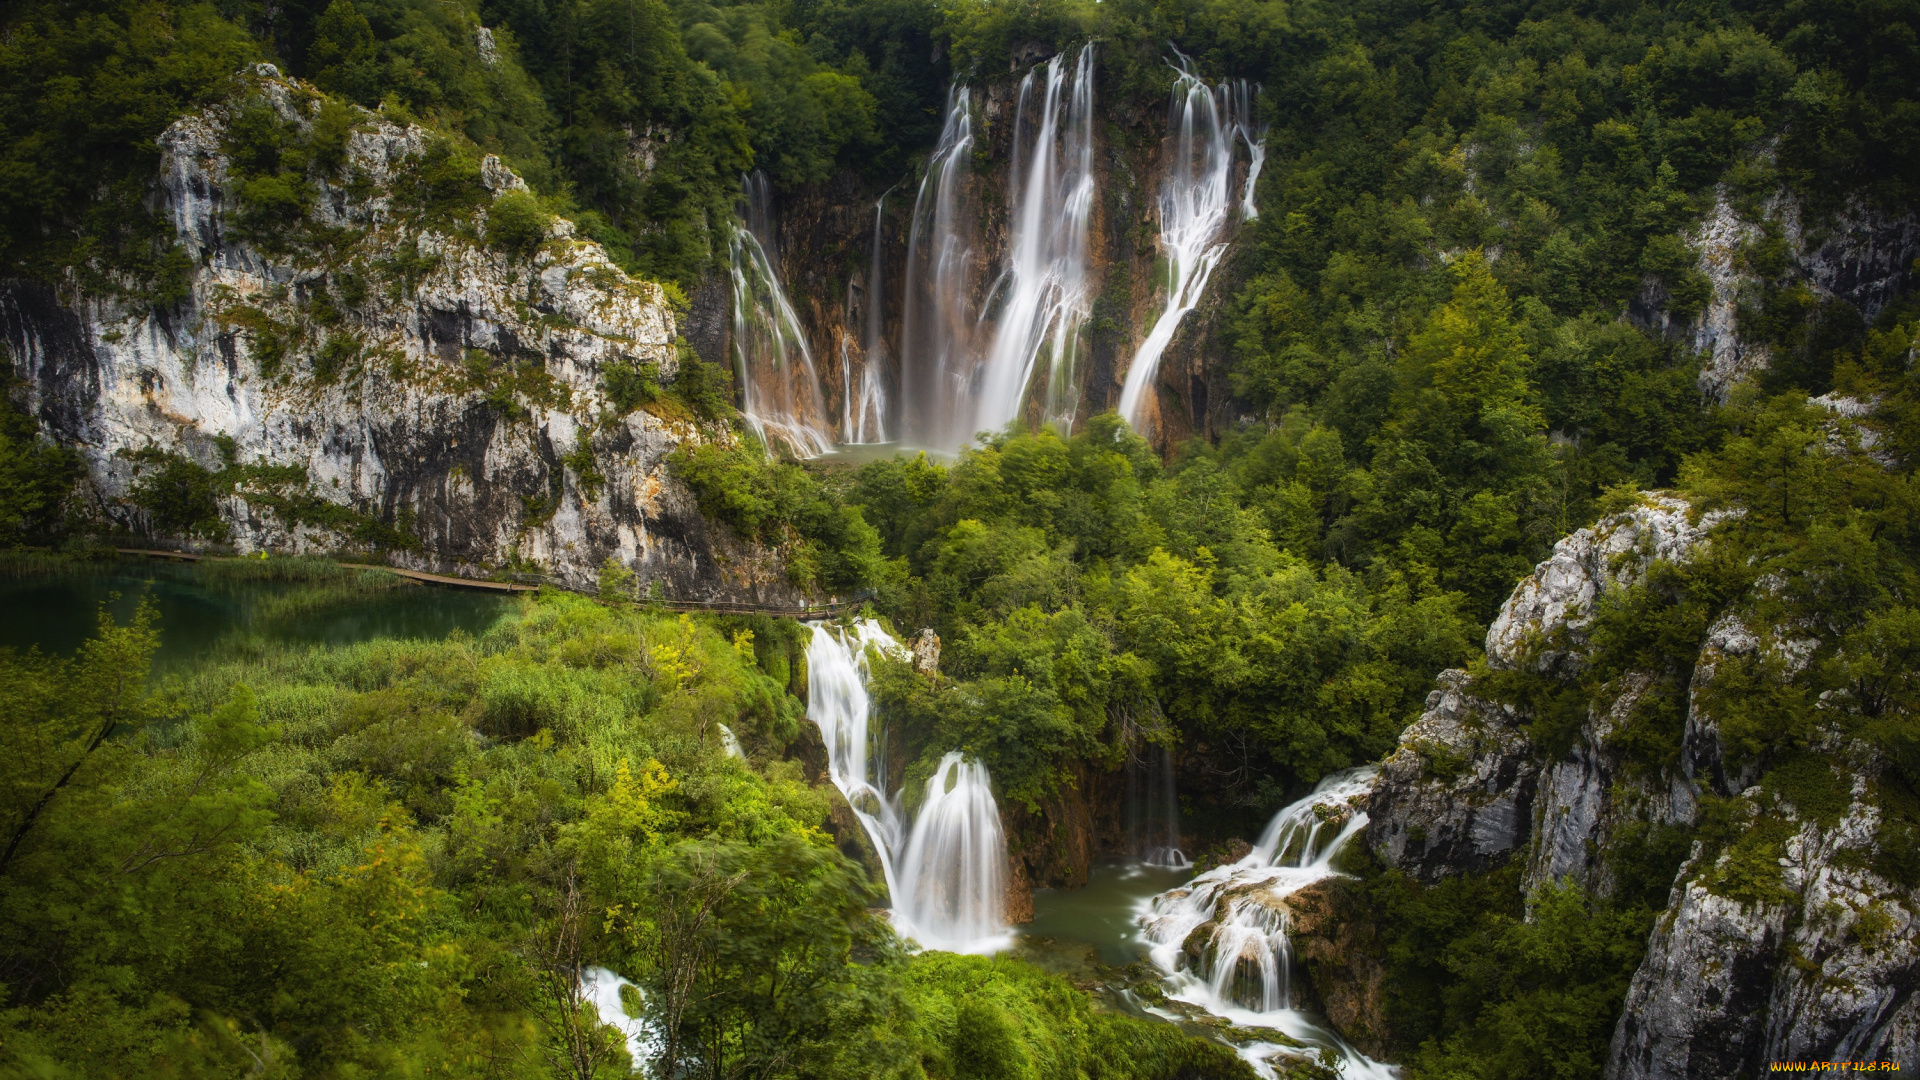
[1138,768,1397,1079]
[895,751,1012,952]
[899,48,1097,449]
[977,44,1097,436]
[899,85,979,451]
[730,172,836,457]
[581,967,662,1072]
[1117,53,1266,433]
[805,622,1010,953]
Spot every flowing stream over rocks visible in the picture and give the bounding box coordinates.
[805,621,1012,953]
[1118,51,1266,433]
[1140,768,1397,1079]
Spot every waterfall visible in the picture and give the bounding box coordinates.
[805,622,1011,953]
[899,47,1096,450]
[977,44,1097,437]
[1116,52,1266,433]
[1126,743,1189,868]
[581,967,661,1070]
[729,172,837,457]
[839,197,891,445]
[899,86,980,452]
[1138,768,1398,1079]
[895,752,1010,952]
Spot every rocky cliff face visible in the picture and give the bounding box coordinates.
[1665,192,1920,402]
[0,67,801,602]
[1350,493,1919,1076]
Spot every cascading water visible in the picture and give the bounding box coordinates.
[899,86,979,452]
[1138,768,1398,1079]
[582,967,661,1069]
[977,44,1097,436]
[730,172,837,457]
[1126,743,1189,868]
[1116,52,1267,433]
[895,751,1011,952]
[841,197,892,445]
[899,49,1096,449]
[804,621,1011,953]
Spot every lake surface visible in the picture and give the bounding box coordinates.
[1024,861,1194,966]
[0,558,510,669]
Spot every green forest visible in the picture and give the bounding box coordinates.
[5,0,1920,1072]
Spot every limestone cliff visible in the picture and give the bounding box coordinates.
[0,67,803,602]
[1348,492,1920,1076]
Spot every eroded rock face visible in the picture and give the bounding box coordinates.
[1365,669,1538,881]
[1355,492,1920,1077]
[1608,882,1793,1080]
[1686,192,1920,403]
[1282,878,1391,1059]
[1486,495,1725,672]
[1,71,800,602]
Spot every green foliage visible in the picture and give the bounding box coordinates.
[0,0,258,295]
[1407,881,1656,1080]
[669,345,736,422]
[485,189,552,256]
[900,953,1254,1080]
[670,439,884,593]
[0,584,1241,1078]
[0,360,80,545]
[851,418,1476,817]
[122,444,421,549]
[602,357,662,415]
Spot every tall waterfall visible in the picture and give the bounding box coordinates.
[1116,53,1266,433]
[900,48,1096,449]
[805,622,1011,953]
[1138,768,1397,1079]
[979,44,1097,436]
[899,85,979,451]
[730,172,837,457]
[842,197,891,445]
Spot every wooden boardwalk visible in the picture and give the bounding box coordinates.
[114,548,857,615]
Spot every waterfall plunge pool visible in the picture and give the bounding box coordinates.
[1023,861,1192,966]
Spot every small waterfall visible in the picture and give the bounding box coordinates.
[977,44,1097,436]
[1117,52,1266,433]
[729,172,836,457]
[805,622,1011,953]
[895,752,1010,952]
[581,967,661,1069]
[1126,743,1189,868]
[900,86,980,451]
[1139,768,1397,1079]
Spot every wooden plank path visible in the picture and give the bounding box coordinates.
[114,548,857,616]
[337,563,537,592]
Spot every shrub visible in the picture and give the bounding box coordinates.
[486,190,550,258]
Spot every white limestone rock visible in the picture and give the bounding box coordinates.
[0,68,793,602]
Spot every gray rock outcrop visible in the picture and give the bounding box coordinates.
[0,70,799,602]
[1361,491,1920,1077]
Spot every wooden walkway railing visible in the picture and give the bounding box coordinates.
[114,548,859,615]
